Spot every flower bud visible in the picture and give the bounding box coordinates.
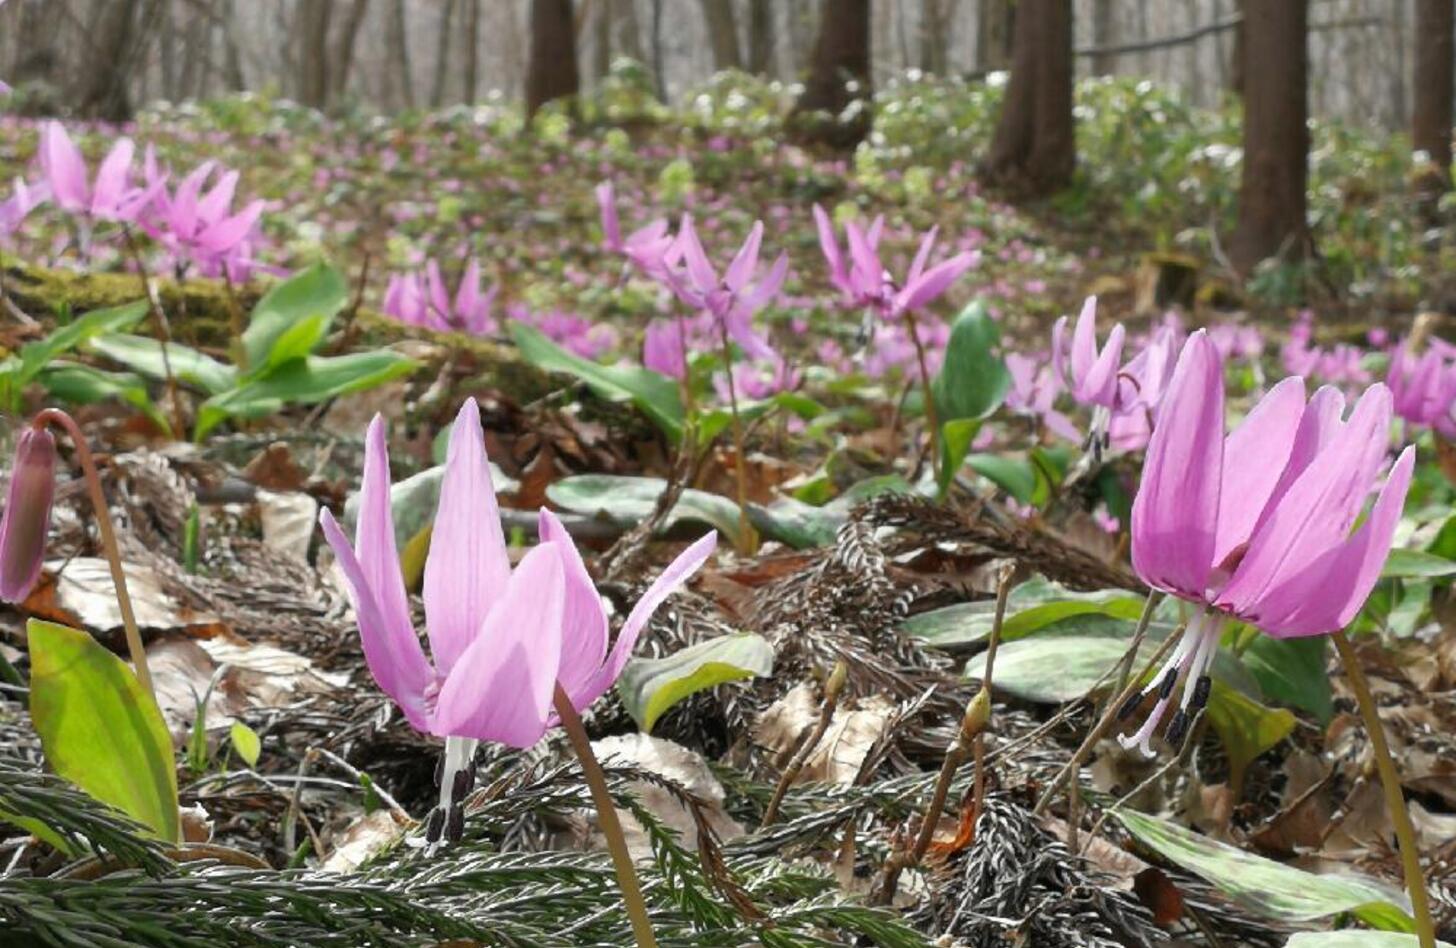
[824,659,848,703]
[959,686,992,744]
[0,428,57,602]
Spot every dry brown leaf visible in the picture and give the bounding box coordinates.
[28,558,220,633]
[322,810,409,872]
[753,684,893,785]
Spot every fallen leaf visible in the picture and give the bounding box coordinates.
[256,489,319,561]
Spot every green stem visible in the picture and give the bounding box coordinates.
[903,310,940,486]
[716,323,756,553]
[32,409,153,698]
[1332,630,1435,948]
[553,685,658,948]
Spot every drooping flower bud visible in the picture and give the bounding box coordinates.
[0,427,57,602]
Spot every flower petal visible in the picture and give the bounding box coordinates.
[355,415,416,663]
[39,122,90,212]
[1130,330,1224,599]
[422,398,512,676]
[1211,376,1306,568]
[538,508,609,707]
[724,220,763,293]
[813,203,848,293]
[430,542,564,748]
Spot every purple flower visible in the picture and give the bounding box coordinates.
[0,427,57,603]
[143,158,265,276]
[813,204,978,320]
[383,258,497,336]
[596,181,673,278]
[318,398,716,749]
[37,122,161,224]
[1123,331,1413,754]
[1003,352,1080,443]
[660,215,787,363]
[1387,342,1456,437]
[0,177,48,238]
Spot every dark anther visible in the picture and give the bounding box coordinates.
[1116,689,1145,721]
[424,806,445,844]
[1164,709,1190,748]
[433,756,444,787]
[1157,667,1178,700]
[1191,674,1212,710]
[445,803,465,844]
[451,767,474,803]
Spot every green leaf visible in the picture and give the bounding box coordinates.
[937,418,982,497]
[616,633,774,732]
[1242,635,1333,724]
[931,299,1010,423]
[86,333,238,394]
[194,350,417,440]
[229,721,261,768]
[1285,934,1454,948]
[17,300,150,387]
[902,579,1145,648]
[1116,809,1413,932]
[240,263,347,374]
[1202,682,1296,795]
[546,474,745,548]
[511,322,684,442]
[1381,548,1456,579]
[26,620,180,844]
[966,453,1037,504]
[38,363,170,434]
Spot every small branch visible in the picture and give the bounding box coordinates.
[761,661,846,828]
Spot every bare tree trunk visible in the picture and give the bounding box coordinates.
[526,0,580,118]
[650,0,666,98]
[698,0,741,71]
[748,0,773,74]
[615,0,644,61]
[593,0,613,79]
[220,0,247,90]
[297,0,333,109]
[160,1,179,99]
[179,9,207,99]
[331,0,372,102]
[1229,0,1309,274]
[464,0,481,101]
[1091,0,1117,75]
[790,0,872,148]
[977,0,1014,71]
[920,0,954,73]
[431,0,458,107]
[1229,0,1246,96]
[985,0,1074,196]
[13,0,65,86]
[388,0,415,108]
[1413,0,1454,193]
[75,0,160,121]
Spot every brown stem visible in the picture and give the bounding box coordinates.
[971,567,1015,824]
[902,309,940,485]
[32,409,152,697]
[120,226,183,437]
[553,684,658,948]
[1332,630,1435,948]
[761,661,846,828]
[715,322,757,554]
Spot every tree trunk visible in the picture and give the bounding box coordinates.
[984,0,1074,196]
[748,0,773,74]
[526,0,580,118]
[331,0,372,102]
[593,0,613,79]
[159,1,179,99]
[919,0,953,74]
[698,0,742,71]
[1413,0,1454,193]
[1229,0,1246,96]
[430,0,458,107]
[977,0,1014,72]
[1090,0,1117,76]
[297,0,333,109]
[790,0,872,148]
[388,0,415,108]
[75,0,159,121]
[464,0,482,101]
[221,0,247,90]
[650,0,666,98]
[1228,0,1309,274]
[614,0,644,61]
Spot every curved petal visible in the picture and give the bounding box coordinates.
[1212,376,1306,567]
[1078,322,1125,407]
[1130,330,1224,599]
[724,221,763,293]
[538,508,609,706]
[422,398,512,676]
[319,509,432,729]
[1050,316,1069,389]
[356,415,416,665]
[813,203,848,292]
[90,139,135,216]
[430,543,564,747]
[1069,297,1101,386]
[676,215,718,293]
[896,250,976,315]
[39,122,90,211]
[905,226,939,287]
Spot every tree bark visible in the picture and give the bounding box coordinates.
[526,0,580,118]
[387,0,415,109]
[297,0,333,109]
[593,0,613,79]
[1228,0,1309,274]
[221,0,247,90]
[1091,0,1117,75]
[430,0,458,108]
[790,0,872,148]
[1229,0,1246,96]
[698,0,742,71]
[977,0,1014,72]
[75,0,160,121]
[748,0,773,74]
[919,0,953,74]
[331,0,372,102]
[1413,0,1454,193]
[463,0,482,101]
[984,0,1074,196]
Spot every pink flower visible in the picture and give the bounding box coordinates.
[1387,342,1456,437]
[1123,331,1413,754]
[596,181,673,278]
[143,158,265,275]
[813,204,978,320]
[660,215,787,363]
[384,258,497,336]
[1003,352,1080,443]
[37,122,161,224]
[0,427,57,603]
[0,177,48,238]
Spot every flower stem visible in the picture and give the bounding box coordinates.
[552,685,658,948]
[1331,630,1435,948]
[32,408,153,698]
[715,323,757,554]
[902,310,940,486]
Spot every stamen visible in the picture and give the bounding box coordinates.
[1157,667,1178,700]
[1164,709,1190,748]
[424,806,445,844]
[1191,674,1212,710]
[1116,688,1145,721]
[445,803,465,844]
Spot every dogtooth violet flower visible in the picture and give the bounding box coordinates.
[1123,330,1414,755]
[596,181,673,279]
[318,398,716,842]
[38,121,162,224]
[813,203,978,326]
[142,157,265,276]
[660,214,788,363]
[1050,296,1126,455]
[383,258,497,336]
[0,426,58,603]
[1386,341,1456,438]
